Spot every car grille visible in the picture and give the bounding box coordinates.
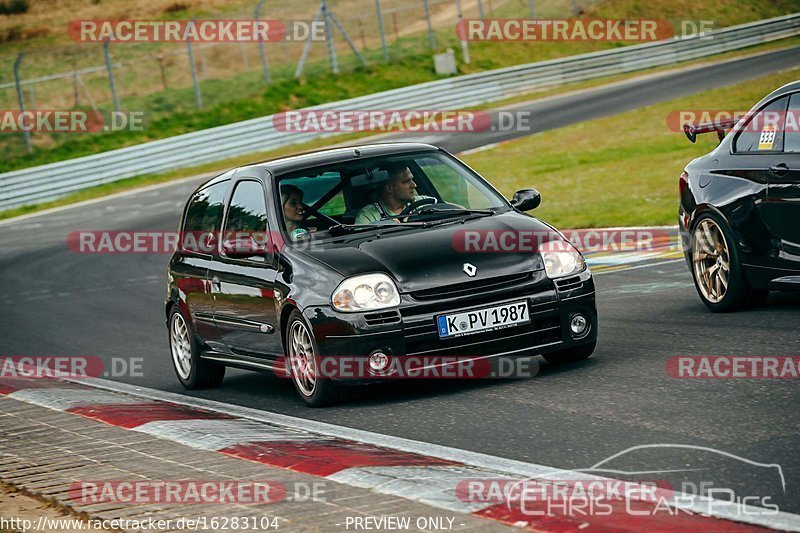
[409,272,532,300]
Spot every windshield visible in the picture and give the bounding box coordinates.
[275,151,509,242]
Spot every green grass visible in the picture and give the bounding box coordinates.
[460,67,800,229]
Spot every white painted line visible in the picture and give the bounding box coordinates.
[56,376,800,531]
[460,142,501,155]
[592,259,685,276]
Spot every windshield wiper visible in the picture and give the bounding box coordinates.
[328,222,420,236]
[417,207,493,216]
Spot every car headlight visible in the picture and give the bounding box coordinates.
[332,273,400,312]
[538,240,586,279]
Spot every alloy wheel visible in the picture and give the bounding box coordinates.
[169,312,192,380]
[288,320,317,397]
[692,218,731,304]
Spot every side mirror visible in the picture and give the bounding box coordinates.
[221,235,268,258]
[511,189,541,211]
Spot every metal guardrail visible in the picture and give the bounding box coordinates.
[1,14,799,211]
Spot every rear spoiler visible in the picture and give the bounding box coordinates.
[683,118,737,143]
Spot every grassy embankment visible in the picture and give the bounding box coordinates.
[461,67,800,228]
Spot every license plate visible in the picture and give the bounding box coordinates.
[437,300,529,339]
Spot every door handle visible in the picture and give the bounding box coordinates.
[769,163,789,176]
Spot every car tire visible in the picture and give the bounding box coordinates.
[285,309,345,407]
[543,341,596,364]
[689,213,768,312]
[168,306,225,389]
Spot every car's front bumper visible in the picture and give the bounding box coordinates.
[302,268,597,381]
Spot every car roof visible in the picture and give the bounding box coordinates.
[768,80,800,99]
[755,80,800,109]
[253,142,440,174]
[197,142,441,191]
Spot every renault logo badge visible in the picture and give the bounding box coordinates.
[463,263,477,277]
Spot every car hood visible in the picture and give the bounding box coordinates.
[296,211,558,293]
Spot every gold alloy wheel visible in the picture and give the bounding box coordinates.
[288,320,317,397]
[692,218,731,304]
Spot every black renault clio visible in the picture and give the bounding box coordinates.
[166,143,597,406]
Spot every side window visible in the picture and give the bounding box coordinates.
[182,181,228,253]
[734,96,788,153]
[281,173,345,217]
[224,181,269,260]
[783,93,800,153]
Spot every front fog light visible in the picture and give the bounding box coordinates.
[570,314,588,336]
[369,351,389,373]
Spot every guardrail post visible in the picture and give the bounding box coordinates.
[255,0,271,83]
[375,0,389,60]
[422,0,436,50]
[103,39,120,115]
[455,0,470,64]
[186,21,203,109]
[13,52,32,153]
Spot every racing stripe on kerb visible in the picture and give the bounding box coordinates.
[0,377,790,532]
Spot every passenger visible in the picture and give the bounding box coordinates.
[355,163,436,224]
[280,184,307,238]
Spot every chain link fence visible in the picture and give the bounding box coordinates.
[0,0,591,120]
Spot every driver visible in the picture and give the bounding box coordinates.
[355,163,436,224]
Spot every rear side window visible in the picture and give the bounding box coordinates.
[783,93,800,153]
[184,181,228,233]
[734,96,788,153]
[225,181,269,233]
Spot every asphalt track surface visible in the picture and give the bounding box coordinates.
[1,46,798,515]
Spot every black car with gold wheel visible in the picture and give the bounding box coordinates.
[679,81,800,312]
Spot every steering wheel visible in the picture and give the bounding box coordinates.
[398,197,438,217]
